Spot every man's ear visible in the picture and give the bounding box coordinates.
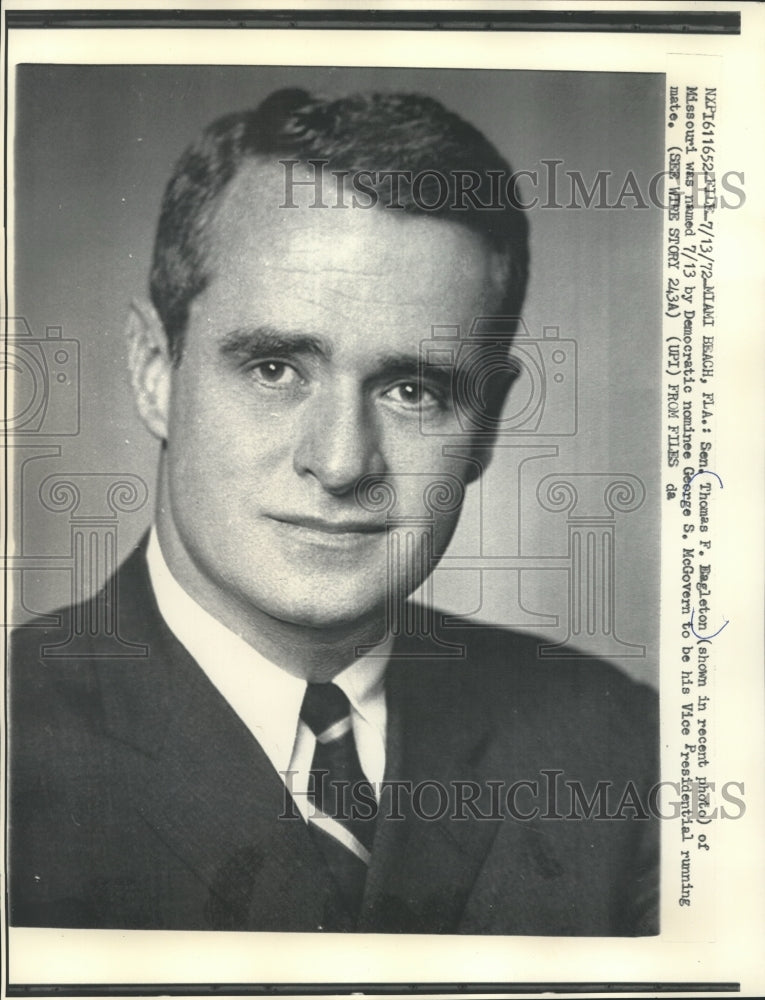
[125,299,173,441]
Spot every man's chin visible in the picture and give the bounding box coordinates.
[259,588,392,638]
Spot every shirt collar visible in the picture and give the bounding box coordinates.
[145,528,390,774]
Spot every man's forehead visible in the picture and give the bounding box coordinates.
[206,158,496,284]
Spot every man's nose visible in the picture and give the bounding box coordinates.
[293,388,385,495]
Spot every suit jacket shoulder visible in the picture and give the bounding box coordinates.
[388,617,657,782]
[375,620,659,936]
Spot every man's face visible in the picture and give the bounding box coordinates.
[153,163,502,639]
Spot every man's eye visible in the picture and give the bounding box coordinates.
[386,381,441,409]
[250,361,302,387]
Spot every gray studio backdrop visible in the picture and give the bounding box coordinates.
[11,65,662,686]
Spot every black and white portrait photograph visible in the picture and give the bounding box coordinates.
[3,3,764,997]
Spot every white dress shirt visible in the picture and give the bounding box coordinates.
[145,530,389,819]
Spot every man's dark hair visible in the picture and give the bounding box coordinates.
[150,88,529,361]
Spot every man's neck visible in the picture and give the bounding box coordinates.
[152,520,389,683]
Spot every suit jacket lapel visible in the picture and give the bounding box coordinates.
[98,545,354,931]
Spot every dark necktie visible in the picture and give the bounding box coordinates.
[299,682,377,913]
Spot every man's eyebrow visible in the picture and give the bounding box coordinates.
[218,326,331,361]
[372,352,453,381]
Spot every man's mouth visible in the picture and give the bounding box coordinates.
[269,514,387,536]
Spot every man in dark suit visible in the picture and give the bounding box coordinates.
[9,89,658,934]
